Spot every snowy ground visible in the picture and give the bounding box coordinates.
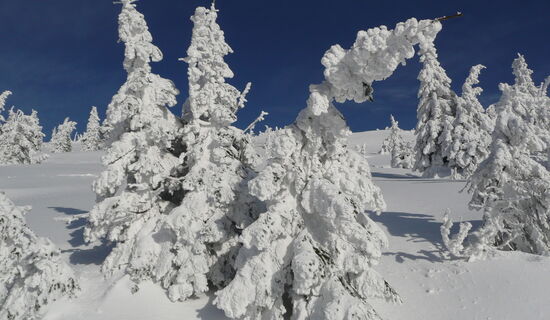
[1,130,549,320]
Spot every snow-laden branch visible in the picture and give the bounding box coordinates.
[244,110,268,134]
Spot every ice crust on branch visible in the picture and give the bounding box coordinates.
[0,192,78,320]
[84,0,181,286]
[216,18,442,320]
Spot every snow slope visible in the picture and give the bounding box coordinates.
[1,130,549,320]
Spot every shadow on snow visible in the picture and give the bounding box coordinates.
[370,211,481,263]
[50,206,113,265]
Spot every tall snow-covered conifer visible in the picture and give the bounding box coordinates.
[142,4,259,301]
[84,0,182,291]
[0,192,78,319]
[447,65,493,178]
[81,106,102,151]
[413,41,458,177]
[216,18,443,320]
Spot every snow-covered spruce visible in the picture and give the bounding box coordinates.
[50,117,77,153]
[444,55,550,259]
[216,18,443,320]
[0,108,47,165]
[413,41,458,177]
[379,115,401,154]
[0,192,78,320]
[84,0,181,286]
[147,4,260,301]
[391,140,414,169]
[447,65,493,179]
[80,106,102,151]
[379,115,414,169]
[0,90,11,123]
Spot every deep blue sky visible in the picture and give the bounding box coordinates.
[0,1,547,138]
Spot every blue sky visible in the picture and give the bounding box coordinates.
[0,0,547,138]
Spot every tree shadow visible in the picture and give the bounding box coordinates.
[51,206,113,265]
[371,172,421,180]
[195,294,226,319]
[371,211,481,263]
[49,206,87,215]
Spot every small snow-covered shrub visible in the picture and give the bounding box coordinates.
[0,192,78,320]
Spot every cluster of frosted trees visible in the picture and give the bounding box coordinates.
[441,55,550,260]
[0,0,547,319]
[0,91,48,164]
[80,1,445,319]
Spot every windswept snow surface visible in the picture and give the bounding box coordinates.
[1,131,549,319]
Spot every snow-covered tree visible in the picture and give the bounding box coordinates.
[447,65,493,179]
[379,115,402,154]
[413,41,458,177]
[391,141,414,169]
[117,4,261,302]
[216,17,443,320]
[0,192,78,319]
[80,106,102,151]
[84,0,181,289]
[0,108,47,164]
[356,143,368,158]
[443,55,550,259]
[50,118,77,153]
[0,90,11,124]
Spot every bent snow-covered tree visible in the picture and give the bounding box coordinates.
[413,41,458,177]
[81,106,102,151]
[216,18,443,320]
[443,55,550,259]
[50,118,77,153]
[447,64,493,179]
[0,192,78,320]
[145,4,259,301]
[84,0,181,284]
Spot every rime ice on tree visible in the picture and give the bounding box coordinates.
[0,192,78,320]
[50,117,77,153]
[379,115,401,154]
[447,65,493,179]
[216,18,443,320]
[0,107,47,165]
[149,4,259,301]
[81,106,102,151]
[413,41,458,177]
[84,0,181,285]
